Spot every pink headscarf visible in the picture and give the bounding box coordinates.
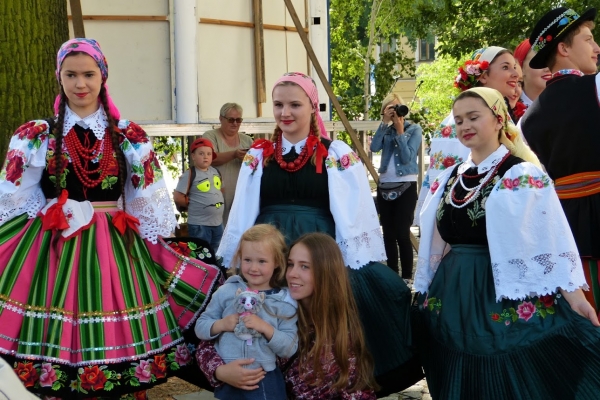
[54,38,121,119]
[272,72,329,139]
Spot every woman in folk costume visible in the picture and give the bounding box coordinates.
[0,38,221,399]
[414,86,600,399]
[414,46,519,225]
[217,72,422,396]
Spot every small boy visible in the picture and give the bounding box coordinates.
[174,138,224,251]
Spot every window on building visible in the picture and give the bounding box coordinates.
[419,38,435,61]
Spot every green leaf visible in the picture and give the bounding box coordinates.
[188,242,198,250]
[130,378,140,387]
[170,362,180,370]
[539,309,547,318]
[512,314,518,323]
[105,381,114,391]
[104,370,112,379]
[546,306,555,315]
[52,381,62,390]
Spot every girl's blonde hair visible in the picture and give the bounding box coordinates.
[230,224,287,288]
[290,232,378,393]
[380,93,405,115]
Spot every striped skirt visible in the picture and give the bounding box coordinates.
[0,205,221,399]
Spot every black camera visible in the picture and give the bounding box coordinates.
[392,104,409,117]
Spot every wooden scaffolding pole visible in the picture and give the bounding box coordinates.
[69,0,85,38]
[283,0,379,182]
[253,0,266,117]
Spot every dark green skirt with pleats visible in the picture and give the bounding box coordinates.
[256,205,423,394]
[415,244,600,400]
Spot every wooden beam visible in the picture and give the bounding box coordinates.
[253,0,266,115]
[282,0,380,181]
[69,0,85,37]
[67,15,168,21]
[199,18,308,33]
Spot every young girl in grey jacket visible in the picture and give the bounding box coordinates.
[195,224,298,399]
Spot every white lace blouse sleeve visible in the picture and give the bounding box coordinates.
[485,162,587,301]
[326,140,386,269]
[0,120,50,225]
[413,166,454,294]
[118,120,177,243]
[216,148,263,268]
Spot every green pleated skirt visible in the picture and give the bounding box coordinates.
[256,205,423,395]
[415,244,600,400]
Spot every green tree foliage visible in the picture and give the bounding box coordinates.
[406,0,600,58]
[410,55,462,144]
[329,0,416,124]
[0,0,69,164]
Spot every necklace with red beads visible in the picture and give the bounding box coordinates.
[63,128,114,188]
[447,152,510,208]
[274,133,312,172]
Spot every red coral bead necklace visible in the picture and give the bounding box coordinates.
[63,127,114,188]
[274,133,312,172]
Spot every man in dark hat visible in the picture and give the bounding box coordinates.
[520,7,600,312]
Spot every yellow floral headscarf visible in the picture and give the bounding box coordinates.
[464,87,541,167]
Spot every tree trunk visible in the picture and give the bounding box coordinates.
[0,0,69,165]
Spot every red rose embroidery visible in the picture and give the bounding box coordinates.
[131,174,141,188]
[133,390,149,400]
[540,294,554,308]
[15,121,46,141]
[4,150,25,185]
[430,180,439,193]
[15,362,38,387]
[80,365,108,391]
[503,178,514,189]
[105,158,119,176]
[528,176,536,186]
[442,156,456,168]
[143,156,156,188]
[491,313,500,321]
[440,126,452,138]
[124,122,149,144]
[151,354,167,379]
[47,154,69,175]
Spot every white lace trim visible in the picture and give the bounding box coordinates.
[63,105,108,139]
[0,189,46,225]
[126,187,176,243]
[338,228,387,270]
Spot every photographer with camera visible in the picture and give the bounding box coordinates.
[370,94,423,282]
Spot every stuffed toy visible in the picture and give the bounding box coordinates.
[233,288,265,345]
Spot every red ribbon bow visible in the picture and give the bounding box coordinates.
[113,211,140,235]
[42,189,70,231]
[251,139,275,158]
[306,135,328,174]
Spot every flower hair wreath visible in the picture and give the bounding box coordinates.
[454,59,490,91]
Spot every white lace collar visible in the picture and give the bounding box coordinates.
[457,144,509,175]
[280,135,307,155]
[63,105,108,139]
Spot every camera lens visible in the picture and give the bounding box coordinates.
[393,104,409,117]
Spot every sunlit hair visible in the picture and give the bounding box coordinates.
[229,224,287,288]
[476,49,514,87]
[289,232,378,392]
[265,81,322,166]
[219,102,243,117]
[380,93,405,115]
[547,20,596,70]
[453,89,541,167]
